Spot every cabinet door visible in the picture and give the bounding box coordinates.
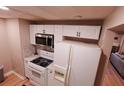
[79,26,101,40]
[37,25,44,33]
[24,61,30,78]
[63,25,79,37]
[30,25,37,44]
[54,25,63,43]
[44,25,54,34]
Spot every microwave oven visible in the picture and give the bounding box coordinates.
[35,33,54,48]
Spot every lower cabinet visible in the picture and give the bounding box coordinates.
[24,60,30,78]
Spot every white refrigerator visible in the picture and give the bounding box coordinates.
[49,41,101,86]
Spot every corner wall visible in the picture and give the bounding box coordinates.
[97,6,124,84]
[6,19,34,76]
[6,19,24,76]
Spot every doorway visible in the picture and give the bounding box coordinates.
[101,34,124,86]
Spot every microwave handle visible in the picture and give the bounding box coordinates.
[43,30,45,34]
[46,37,48,46]
[51,37,54,48]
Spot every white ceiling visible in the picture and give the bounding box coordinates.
[0,6,116,20]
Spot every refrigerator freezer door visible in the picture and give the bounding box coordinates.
[69,45,101,86]
[54,43,71,68]
[53,42,71,85]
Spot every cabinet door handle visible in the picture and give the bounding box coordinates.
[43,30,45,34]
[79,32,81,37]
[76,32,78,36]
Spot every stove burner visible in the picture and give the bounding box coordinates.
[31,57,53,67]
[40,62,49,67]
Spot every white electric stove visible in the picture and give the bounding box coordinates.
[28,50,54,86]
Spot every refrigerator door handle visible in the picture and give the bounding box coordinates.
[65,65,71,86]
[65,46,73,86]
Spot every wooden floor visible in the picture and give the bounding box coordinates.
[1,62,124,86]
[0,74,31,86]
[101,62,124,86]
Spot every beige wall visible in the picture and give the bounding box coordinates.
[5,19,34,76]
[0,19,13,73]
[6,19,24,76]
[0,18,31,75]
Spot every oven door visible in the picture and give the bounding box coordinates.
[28,66,46,85]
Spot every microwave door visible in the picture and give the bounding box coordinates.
[36,37,47,45]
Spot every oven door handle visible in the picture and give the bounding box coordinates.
[29,66,42,74]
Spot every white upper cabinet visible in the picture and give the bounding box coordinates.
[54,25,63,43]
[63,25,101,40]
[63,25,79,37]
[43,25,54,34]
[79,26,101,40]
[30,25,37,44]
[30,24,54,34]
[30,25,55,44]
[37,25,44,33]
[30,24,101,45]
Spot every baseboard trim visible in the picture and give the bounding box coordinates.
[12,71,25,80]
[4,70,25,80]
[4,70,13,77]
